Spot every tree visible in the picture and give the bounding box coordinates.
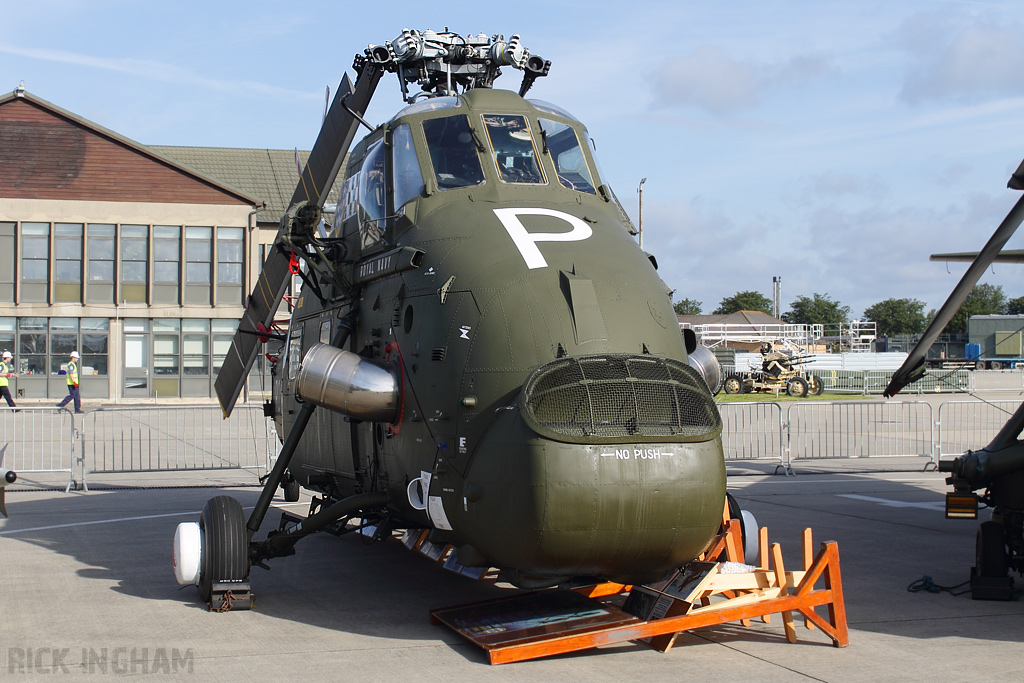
[1006,296,1024,315]
[782,293,851,326]
[947,283,1006,335]
[863,298,927,337]
[713,291,773,315]
[673,298,702,315]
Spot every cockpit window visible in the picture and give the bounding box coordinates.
[538,118,596,194]
[392,124,424,210]
[482,114,545,184]
[529,99,580,121]
[358,139,387,249]
[422,115,484,190]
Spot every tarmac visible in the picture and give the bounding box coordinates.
[2,460,1024,680]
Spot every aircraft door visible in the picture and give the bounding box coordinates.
[396,290,480,476]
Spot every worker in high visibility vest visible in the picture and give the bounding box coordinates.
[57,350,82,413]
[0,350,15,408]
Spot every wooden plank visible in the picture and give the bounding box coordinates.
[771,543,798,644]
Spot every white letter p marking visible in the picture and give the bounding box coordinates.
[493,208,593,269]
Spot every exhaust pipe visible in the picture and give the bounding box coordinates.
[297,343,400,423]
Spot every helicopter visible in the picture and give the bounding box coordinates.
[885,158,1024,599]
[172,29,735,608]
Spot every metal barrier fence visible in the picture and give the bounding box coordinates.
[785,401,934,470]
[935,400,1021,460]
[719,365,971,395]
[81,406,277,478]
[7,397,1024,488]
[0,408,78,491]
[971,370,1024,392]
[718,402,783,464]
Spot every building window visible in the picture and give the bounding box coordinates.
[54,223,83,279]
[49,318,78,375]
[0,223,14,302]
[86,224,115,304]
[80,318,108,376]
[153,319,180,376]
[17,317,47,376]
[185,227,212,283]
[182,319,210,376]
[121,224,148,303]
[217,227,243,284]
[154,225,181,283]
[212,319,237,377]
[20,222,49,303]
[0,318,14,362]
[88,224,115,282]
[217,227,244,305]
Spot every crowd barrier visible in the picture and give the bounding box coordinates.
[0,408,78,491]
[3,395,1024,487]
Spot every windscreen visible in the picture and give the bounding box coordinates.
[422,115,484,190]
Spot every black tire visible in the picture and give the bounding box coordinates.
[723,375,745,395]
[976,521,1008,578]
[808,375,824,396]
[283,475,300,502]
[198,496,249,603]
[787,376,809,398]
[725,492,747,558]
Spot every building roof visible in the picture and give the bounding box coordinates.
[0,87,258,207]
[150,146,343,226]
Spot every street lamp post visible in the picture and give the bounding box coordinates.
[638,177,647,250]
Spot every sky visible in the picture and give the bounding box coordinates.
[4,0,1024,319]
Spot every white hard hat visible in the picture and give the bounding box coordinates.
[70,351,80,359]
[2,351,10,359]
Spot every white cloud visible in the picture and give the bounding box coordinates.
[900,19,1024,104]
[0,43,316,99]
[654,45,831,116]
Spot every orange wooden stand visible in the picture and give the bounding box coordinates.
[429,519,849,665]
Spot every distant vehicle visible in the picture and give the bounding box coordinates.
[172,29,747,608]
[723,343,823,398]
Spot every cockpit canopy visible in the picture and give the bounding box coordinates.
[336,92,608,254]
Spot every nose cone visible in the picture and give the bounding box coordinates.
[454,354,726,586]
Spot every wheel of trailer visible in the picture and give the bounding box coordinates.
[807,375,824,396]
[991,361,1003,370]
[976,521,1008,578]
[282,475,300,502]
[787,376,809,398]
[198,496,249,603]
[723,375,745,395]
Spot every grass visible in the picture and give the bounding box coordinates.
[715,391,875,403]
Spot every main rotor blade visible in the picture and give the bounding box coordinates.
[930,250,1024,264]
[214,248,291,416]
[885,178,1024,397]
[214,64,384,417]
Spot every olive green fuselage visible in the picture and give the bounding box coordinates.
[278,88,725,586]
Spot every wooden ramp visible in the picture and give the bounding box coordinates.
[430,521,849,665]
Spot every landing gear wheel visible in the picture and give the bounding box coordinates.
[787,376,809,398]
[976,520,1008,578]
[808,375,824,396]
[198,496,249,603]
[282,476,300,502]
[725,493,758,565]
[723,375,745,395]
